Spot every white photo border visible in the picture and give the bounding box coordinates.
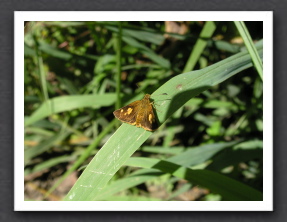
[15,11,273,211]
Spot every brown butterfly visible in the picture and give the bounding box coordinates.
[113,94,158,131]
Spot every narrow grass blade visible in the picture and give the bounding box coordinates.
[183,21,216,73]
[25,94,116,126]
[234,21,263,79]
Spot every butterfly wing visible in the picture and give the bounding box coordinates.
[113,100,141,125]
[138,104,158,131]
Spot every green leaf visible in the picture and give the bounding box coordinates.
[38,41,73,60]
[93,141,257,200]
[24,131,71,164]
[206,121,222,136]
[125,158,262,201]
[25,94,116,126]
[183,21,216,72]
[93,169,163,200]
[141,146,186,155]
[167,141,238,167]
[105,25,165,45]
[25,154,76,176]
[234,21,263,79]
[122,36,170,69]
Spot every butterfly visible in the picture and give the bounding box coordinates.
[113,94,158,131]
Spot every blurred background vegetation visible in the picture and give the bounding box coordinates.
[24,21,263,201]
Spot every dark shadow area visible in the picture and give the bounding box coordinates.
[164,85,211,121]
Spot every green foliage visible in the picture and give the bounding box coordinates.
[24,21,263,201]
